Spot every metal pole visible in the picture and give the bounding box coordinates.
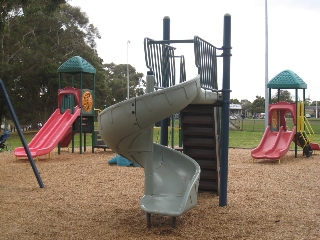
[0,80,44,188]
[295,89,298,158]
[127,40,130,100]
[145,71,154,196]
[264,0,269,128]
[219,13,232,207]
[160,16,170,146]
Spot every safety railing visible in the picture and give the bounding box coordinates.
[144,38,176,88]
[194,36,218,90]
[300,116,315,143]
[144,36,218,91]
[179,55,186,83]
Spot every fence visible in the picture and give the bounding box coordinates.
[231,118,320,133]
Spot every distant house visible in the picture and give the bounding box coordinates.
[230,104,242,116]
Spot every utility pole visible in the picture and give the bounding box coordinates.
[265,0,269,128]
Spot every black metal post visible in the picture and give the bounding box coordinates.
[0,80,44,188]
[219,14,231,206]
[295,89,298,158]
[160,16,170,146]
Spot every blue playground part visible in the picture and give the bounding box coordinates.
[0,130,10,151]
[108,154,139,167]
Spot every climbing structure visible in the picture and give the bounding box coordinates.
[57,56,96,154]
[14,56,97,158]
[98,15,232,227]
[252,69,319,162]
[144,35,223,194]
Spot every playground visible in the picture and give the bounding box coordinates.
[0,148,319,239]
[0,14,319,238]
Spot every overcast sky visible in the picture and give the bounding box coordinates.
[69,0,320,102]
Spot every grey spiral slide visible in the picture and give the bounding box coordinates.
[98,75,217,225]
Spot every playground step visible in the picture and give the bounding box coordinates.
[183,127,215,137]
[196,159,218,170]
[198,178,219,191]
[200,170,218,180]
[181,104,220,194]
[180,104,214,114]
[182,115,214,125]
[184,148,217,159]
[183,138,215,148]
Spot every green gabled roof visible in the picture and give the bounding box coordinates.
[58,56,96,74]
[267,69,307,89]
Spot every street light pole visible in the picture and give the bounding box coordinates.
[264,0,269,128]
[127,40,130,100]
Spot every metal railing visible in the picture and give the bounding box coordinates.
[179,55,186,83]
[194,36,218,90]
[144,36,218,90]
[144,38,176,88]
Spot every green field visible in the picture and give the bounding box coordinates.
[3,117,320,151]
[234,118,320,133]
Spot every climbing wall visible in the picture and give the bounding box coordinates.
[181,104,220,194]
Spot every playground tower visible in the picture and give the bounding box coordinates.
[57,56,96,154]
[252,69,319,161]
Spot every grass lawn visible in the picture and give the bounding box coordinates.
[4,122,320,151]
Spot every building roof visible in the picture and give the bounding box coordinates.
[267,69,307,89]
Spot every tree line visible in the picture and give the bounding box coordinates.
[231,90,315,117]
[1,1,316,128]
[0,1,145,128]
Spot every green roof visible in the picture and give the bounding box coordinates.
[267,69,307,89]
[58,56,96,74]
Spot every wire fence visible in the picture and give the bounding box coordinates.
[230,118,320,133]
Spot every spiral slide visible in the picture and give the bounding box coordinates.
[98,76,217,222]
[14,107,81,157]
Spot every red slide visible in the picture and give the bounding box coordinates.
[14,107,81,157]
[251,126,296,160]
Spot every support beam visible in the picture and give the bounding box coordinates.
[0,80,44,188]
[219,13,232,206]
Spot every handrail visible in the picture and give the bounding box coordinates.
[194,36,218,90]
[144,38,176,88]
[301,116,315,142]
[144,36,219,91]
[179,55,186,83]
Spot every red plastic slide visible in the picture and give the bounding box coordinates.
[251,126,296,160]
[14,107,81,157]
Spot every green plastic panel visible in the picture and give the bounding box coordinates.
[267,69,307,89]
[58,56,96,74]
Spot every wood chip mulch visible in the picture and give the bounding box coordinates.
[0,148,319,239]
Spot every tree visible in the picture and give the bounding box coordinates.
[251,95,265,115]
[305,97,312,106]
[0,1,66,125]
[241,99,252,117]
[271,90,293,103]
[230,98,240,104]
[104,63,144,106]
[0,2,108,126]
[310,101,318,106]
[0,0,66,33]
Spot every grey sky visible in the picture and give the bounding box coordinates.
[70,0,320,102]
